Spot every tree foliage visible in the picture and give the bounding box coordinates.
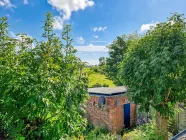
[0,13,88,139]
[119,13,186,117]
[106,33,139,86]
[99,57,106,66]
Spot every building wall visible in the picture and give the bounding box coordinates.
[85,96,112,130]
[85,95,136,133]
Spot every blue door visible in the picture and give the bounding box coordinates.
[124,103,130,128]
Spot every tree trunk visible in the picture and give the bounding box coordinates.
[156,112,168,140]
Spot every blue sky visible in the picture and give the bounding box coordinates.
[1,0,186,65]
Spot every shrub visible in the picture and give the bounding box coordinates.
[91,83,103,88]
[102,83,109,87]
[83,68,96,76]
[122,122,166,140]
[65,126,117,140]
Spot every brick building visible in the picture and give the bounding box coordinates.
[85,86,136,133]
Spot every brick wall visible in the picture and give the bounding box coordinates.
[85,96,112,130]
[85,94,136,133]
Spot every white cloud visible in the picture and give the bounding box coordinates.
[77,36,85,44]
[91,41,107,43]
[0,0,15,8]
[23,0,28,4]
[92,35,98,38]
[9,31,15,37]
[53,16,63,30]
[16,19,22,22]
[10,31,22,40]
[10,32,33,41]
[0,1,5,6]
[93,53,99,56]
[140,22,158,33]
[10,31,35,50]
[92,26,107,32]
[47,0,94,30]
[75,44,108,52]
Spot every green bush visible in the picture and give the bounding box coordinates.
[91,83,103,88]
[83,68,96,76]
[65,126,117,140]
[102,83,109,87]
[122,122,165,140]
[91,83,109,88]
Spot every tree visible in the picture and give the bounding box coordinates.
[119,13,186,139]
[99,57,106,66]
[0,13,88,139]
[106,33,139,86]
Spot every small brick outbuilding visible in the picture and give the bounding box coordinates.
[85,86,136,133]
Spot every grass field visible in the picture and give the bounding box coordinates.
[88,73,115,88]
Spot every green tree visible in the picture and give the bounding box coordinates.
[106,33,139,86]
[0,13,88,139]
[97,57,106,75]
[99,57,106,66]
[119,13,186,139]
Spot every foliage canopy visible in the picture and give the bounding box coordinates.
[0,13,88,139]
[120,13,186,116]
[106,34,139,86]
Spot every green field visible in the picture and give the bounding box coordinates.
[88,73,115,88]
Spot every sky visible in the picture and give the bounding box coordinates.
[1,0,186,65]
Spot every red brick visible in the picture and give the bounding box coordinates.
[85,95,136,133]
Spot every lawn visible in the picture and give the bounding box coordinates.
[88,74,115,88]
